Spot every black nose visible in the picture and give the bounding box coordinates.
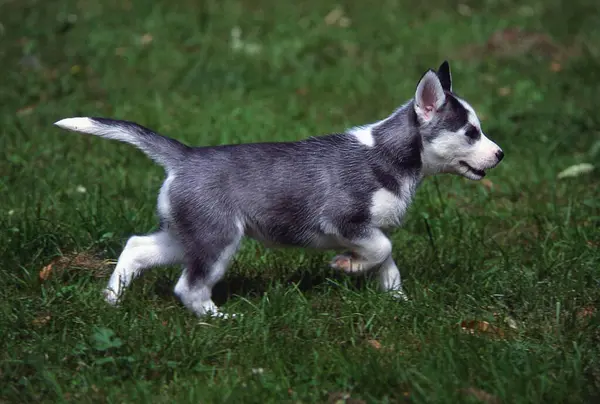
[496,150,504,161]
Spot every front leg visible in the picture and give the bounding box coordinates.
[378,255,408,301]
[330,228,391,273]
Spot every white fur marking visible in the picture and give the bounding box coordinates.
[349,125,375,147]
[421,124,501,179]
[369,184,413,228]
[157,175,174,220]
[174,275,226,317]
[54,117,96,132]
[348,116,392,147]
[55,116,139,150]
[471,133,501,166]
[421,128,466,176]
[456,97,481,129]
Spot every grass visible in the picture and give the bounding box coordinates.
[1,0,599,402]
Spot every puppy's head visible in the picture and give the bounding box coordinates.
[415,61,504,180]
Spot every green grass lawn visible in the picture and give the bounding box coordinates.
[1,0,599,402]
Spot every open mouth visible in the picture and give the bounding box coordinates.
[459,161,486,177]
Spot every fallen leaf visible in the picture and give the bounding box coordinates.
[367,339,382,349]
[550,61,562,72]
[32,314,51,326]
[325,7,344,25]
[457,4,472,16]
[39,262,55,280]
[460,320,505,338]
[338,17,351,28]
[324,7,350,27]
[577,306,596,319]
[17,105,36,116]
[557,163,595,179]
[140,33,153,45]
[460,387,500,404]
[481,74,496,84]
[480,179,494,190]
[498,87,511,96]
[39,251,112,281]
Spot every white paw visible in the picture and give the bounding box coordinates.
[389,289,409,301]
[207,311,242,320]
[192,299,242,320]
[103,288,121,306]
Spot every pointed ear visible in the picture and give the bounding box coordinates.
[414,70,446,122]
[437,60,452,92]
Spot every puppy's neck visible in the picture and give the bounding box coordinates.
[369,101,424,177]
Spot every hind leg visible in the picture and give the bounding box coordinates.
[104,230,184,305]
[173,222,243,318]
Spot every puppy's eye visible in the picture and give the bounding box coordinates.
[465,126,481,141]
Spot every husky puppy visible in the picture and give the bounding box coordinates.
[54,61,504,318]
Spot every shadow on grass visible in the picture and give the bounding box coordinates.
[213,270,370,306]
[150,266,370,306]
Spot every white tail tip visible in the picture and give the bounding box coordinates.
[54,117,95,132]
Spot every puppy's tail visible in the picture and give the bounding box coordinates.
[54,117,189,170]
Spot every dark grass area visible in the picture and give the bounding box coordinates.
[1,0,599,402]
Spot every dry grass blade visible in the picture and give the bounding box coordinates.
[557,163,595,179]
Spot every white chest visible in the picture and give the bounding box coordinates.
[369,185,414,228]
